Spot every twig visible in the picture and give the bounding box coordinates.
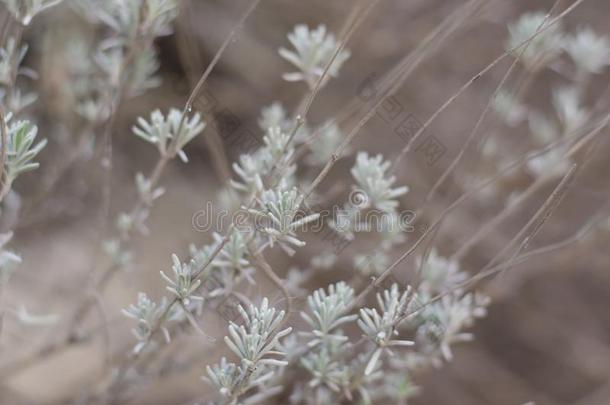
[349,110,606,310]
[0,106,8,202]
[248,241,292,320]
[305,0,484,200]
[450,176,547,261]
[423,0,563,202]
[178,0,262,129]
[176,2,231,182]
[498,164,579,270]
[391,0,587,169]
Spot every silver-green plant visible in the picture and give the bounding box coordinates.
[0,11,510,405]
[301,282,358,347]
[563,28,610,75]
[1,0,62,25]
[507,11,564,71]
[122,292,172,354]
[0,37,37,113]
[133,108,206,162]
[1,115,46,194]
[351,152,409,213]
[415,292,489,363]
[305,121,344,166]
[416,249,467,294]
[279,24,350,88]
[358,284,415,375]
[0,232,20,285]
[206,298,292,402]
[160,254,203,305]
[246,185,320,255]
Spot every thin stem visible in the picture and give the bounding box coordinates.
[495,164,578,272]
[271,0,378,182]
[175,2,231,182]
[67,0,263,343]
[349,110,606,310]
[178,0,261,128]
[110,226,235,385]
[424,0,555,203]
[391,0,586,169]
[248,241,292,321]
[450,176,547,261]
[452,111,610,261]
[305,0,484,200]
[455,165,580,294]
[179,301,215,343]
[0,106,8,202]
[65,152,171,337]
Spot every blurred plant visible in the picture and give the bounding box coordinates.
[231,153,265,193]
[491,13,609,188]
[564,28,610,75]
[492,90,526,127]
[507,11,564,71]
[378,372,420,403]
[1,0,62,25]
[552,86,589,134]
[305,121,344,166]
[0,37,38,113]
[14,304,58,326]
[259,102,310,143]
[279,24,350,88]
[122,292,172,354]
[211,231,255,284]
[300,344,350,394]
[71,0,180,124]
[416,249,467,294]
[354,212,407,276]
[414,292,489,362]
[524,86,588,179]
[0,232,20,284]
[351,152,409,212]
[93,0,178,41]
[526,148,571,179]
[231,126,296,193]
[259,102,291,132]
[102,107,206,278]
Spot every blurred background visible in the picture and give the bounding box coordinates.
[1,0,610,404]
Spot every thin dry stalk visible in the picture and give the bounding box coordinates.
[423,0,564,202]
[248,241,292,321]
[175,1,231,182]
[450,176,548,261]
[305,0,485,199]
[501,164,579,268]
[391,0,587,169]
[0,106,8,202]
[349,111,603,310]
